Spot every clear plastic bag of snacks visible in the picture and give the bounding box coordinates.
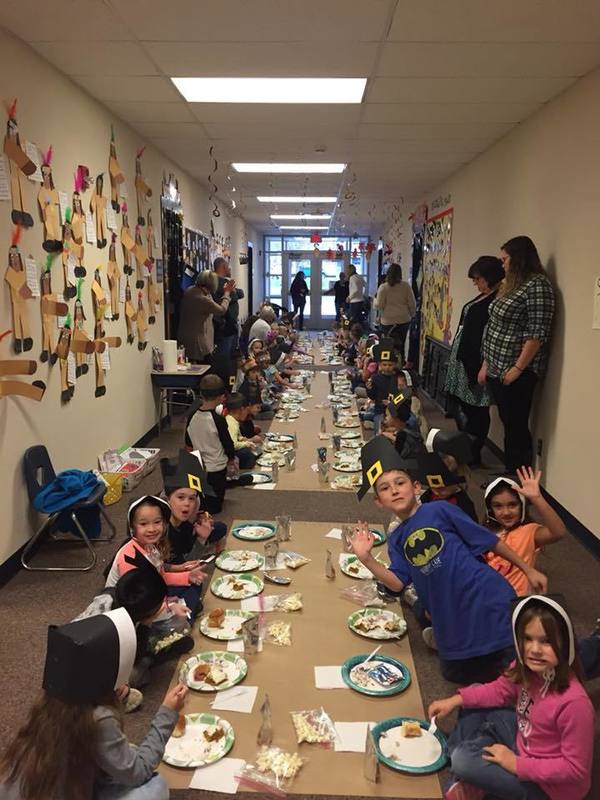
[290,707,337,746]
[146,616,191,655]
[339,580,384,608]
[264,620,292,646]
[274,592,303,612]
[281,551,310,569]
[236,746,305,796]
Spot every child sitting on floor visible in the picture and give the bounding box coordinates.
[0,608,189,800]
[186,374,235,513]
[430,595,594,800]
[161,449,228,562]
[225,392,262,469]
[365,338,399,433]
[484,467,566,596]
[351,436,547,684]
[380,390,423,459]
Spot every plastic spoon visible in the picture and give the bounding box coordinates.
[362,644,382,665]
[428,716,438,736]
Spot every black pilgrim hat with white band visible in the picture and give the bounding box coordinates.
[42,608,136,704]
[159,449,214,497]
[372,337,398,365]
[484,476,526,524]
[387,389,413,422]
[126,494,171,530]
[424,427,474,465]
[357,434,418,500]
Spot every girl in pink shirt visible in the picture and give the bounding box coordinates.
[430,595,594,800]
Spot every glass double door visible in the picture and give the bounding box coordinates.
[282,251,344,329]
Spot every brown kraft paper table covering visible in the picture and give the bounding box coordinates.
[159,520,443,798]
[252,368,362,494]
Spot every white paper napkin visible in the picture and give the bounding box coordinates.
[211,685,258,714]
[189,757,245,793]
[334,722,376,752]
[314,666,348,689]
[325,527,343,540]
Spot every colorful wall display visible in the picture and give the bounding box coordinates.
[419,208,453,360]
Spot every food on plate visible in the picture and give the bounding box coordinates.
[193,663,211,682]
[349,660,404,691]
[172,714,186,738]
[228,577,245,592]
[203,724,225,743]
[401,721,423,738]
[354,616,378,633]
[236,525,273,539]
[348,563,360,575]
[208,608,225,628]
[384,618,401,632]
[205,665,227,686]
[256,747,304,780]
[331,473,361,490]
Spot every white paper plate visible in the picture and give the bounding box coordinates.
[163,713,234,768]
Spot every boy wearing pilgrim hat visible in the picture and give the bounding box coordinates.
[366,337,399,434]
[351,435,548,684]
[417,429,478,521]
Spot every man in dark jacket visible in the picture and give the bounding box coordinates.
[213,257,244,360]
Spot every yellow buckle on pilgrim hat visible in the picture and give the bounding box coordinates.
[367,460,383,486]
[392,392,406,404]
[229,375,236,386]
[381,350,391,361]
[188,473,202,492]
[427,473,445,489]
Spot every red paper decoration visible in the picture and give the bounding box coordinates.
[310,232,322,244]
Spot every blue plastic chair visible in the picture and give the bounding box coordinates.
[21,445,116,572]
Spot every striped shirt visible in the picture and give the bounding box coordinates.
[482,275,555,378]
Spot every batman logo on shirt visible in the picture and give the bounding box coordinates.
[404,527,445,568]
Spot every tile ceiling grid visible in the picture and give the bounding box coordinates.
[2,0,600,231]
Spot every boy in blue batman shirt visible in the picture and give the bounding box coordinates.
[351,436,548,684]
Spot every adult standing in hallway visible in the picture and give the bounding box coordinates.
[289,271,310,330]
[374,262,416,363]
[326,271,349,321]
[213,256,244,360]
[479,236,555,474]
[347,264,366,324]
[177,270,234,364]
[444,256,505,465]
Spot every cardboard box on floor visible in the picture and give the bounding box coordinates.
[159,520,442,799]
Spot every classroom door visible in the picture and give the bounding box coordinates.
[283,253,315,327]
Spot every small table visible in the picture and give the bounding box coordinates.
[151,364,210,432]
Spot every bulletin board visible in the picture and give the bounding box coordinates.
[419,208,453,361]
[182,226,209,290]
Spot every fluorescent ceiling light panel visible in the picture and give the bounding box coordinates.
[258,196,337,203]
[233,163,345,173]
[270,214,331,220]
[171,77,366,104]
[278,225,329,230]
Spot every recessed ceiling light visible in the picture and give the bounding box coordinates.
[278,225,329,230]
[233,163,345,173]
[171,77,366,104]
[257,196,337,203]
[270,214,331,220]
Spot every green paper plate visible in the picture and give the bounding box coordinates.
[342,654,411,696]
[371,528,386,547]
[339,553,387,579]
[180,651,247,692]
[371,717,448,774]
[232,521,275,540]
[246,473,272,485]
[198,609,255,641]
[216,549,265,572]
[347,608,407,640]
[163,713,234,768]
[211,572,264,600]
[338,429,361,440]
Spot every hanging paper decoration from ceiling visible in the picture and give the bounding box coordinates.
[208,145,220,219]
[310,232,322,244]
[4,99,35,227]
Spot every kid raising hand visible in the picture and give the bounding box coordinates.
[350,520,375,560]
[514,465,543,500]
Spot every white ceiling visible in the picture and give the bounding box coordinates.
[3,0,600,234]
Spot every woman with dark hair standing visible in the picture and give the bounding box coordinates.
[479,236,555,474]
[445,256,506,465]
[375,262,416,363]
[289,271,309,330]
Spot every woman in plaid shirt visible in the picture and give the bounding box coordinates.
[479,236,555,473]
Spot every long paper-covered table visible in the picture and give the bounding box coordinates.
[160,520,442,798]
[250,368,360,493]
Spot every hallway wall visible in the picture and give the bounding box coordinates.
[411,66,600,538]
[0,29,254,564]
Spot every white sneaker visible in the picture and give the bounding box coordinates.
[422,627,438,651]
[123,687,143,713]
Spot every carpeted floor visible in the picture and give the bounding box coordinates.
[0,395,598,799]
